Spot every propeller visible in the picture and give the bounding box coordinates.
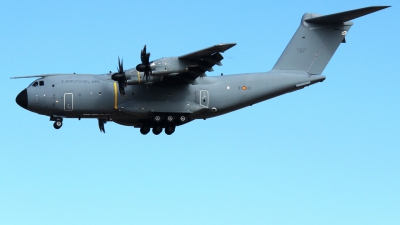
[111,57,127,96]
[136,45,152,82]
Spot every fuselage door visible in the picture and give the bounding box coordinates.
[199,90,209,108]
[64,93,73,111]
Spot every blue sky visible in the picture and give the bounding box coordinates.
[1,1,399,224]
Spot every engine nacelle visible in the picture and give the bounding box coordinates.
[126,71,163,85]
[123,56,206,85]
[150,57,195,76]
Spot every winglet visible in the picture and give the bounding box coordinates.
[305,6,390,24]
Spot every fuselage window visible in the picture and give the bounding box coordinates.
[39,81,44,86]
[32,82,38,87]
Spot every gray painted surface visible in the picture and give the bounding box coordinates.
[12,6,389,134]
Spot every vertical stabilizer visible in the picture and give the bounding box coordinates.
[272,6,389,75]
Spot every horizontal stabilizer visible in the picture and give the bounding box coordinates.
[305,6,390,24]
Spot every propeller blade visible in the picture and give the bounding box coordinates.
[111,57,127,96]
[117,57,124,73]
[136,45,152,84]
[98,119,106,133]
[141,45,147,64]
[145,52,150,64]
[118,80,126,96]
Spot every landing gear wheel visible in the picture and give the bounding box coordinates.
[152,126,162,135]
[165,126,175,135]
[154,115,162,122]
[53,121,62,129]
[140,126,150,135]
[167,115,174,122]
[179,115,187,123]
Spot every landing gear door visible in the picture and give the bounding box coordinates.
[196,90,209,108]
[64,93,73,111]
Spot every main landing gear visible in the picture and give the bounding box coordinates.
[140,125,150,135]
[164,125,175,135]
[139,114,188,135]
[153,126,163,135]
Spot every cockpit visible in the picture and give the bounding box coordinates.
[30,80,45,87]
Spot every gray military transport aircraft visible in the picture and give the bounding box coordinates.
[12,6,389,134]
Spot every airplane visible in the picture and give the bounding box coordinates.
[12,6,389,135]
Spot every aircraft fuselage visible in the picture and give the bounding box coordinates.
[16,70,325,130]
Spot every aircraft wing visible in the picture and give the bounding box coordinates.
[179,43,236,60]
[171,43,236,81]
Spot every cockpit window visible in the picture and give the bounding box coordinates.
[29,80,44,87]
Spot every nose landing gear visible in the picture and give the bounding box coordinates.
[53,121,62,129]
[50,116,63,129]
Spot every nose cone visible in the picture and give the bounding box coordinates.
[16,89,28,109]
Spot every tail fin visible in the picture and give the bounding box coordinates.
[272,6,389,74]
